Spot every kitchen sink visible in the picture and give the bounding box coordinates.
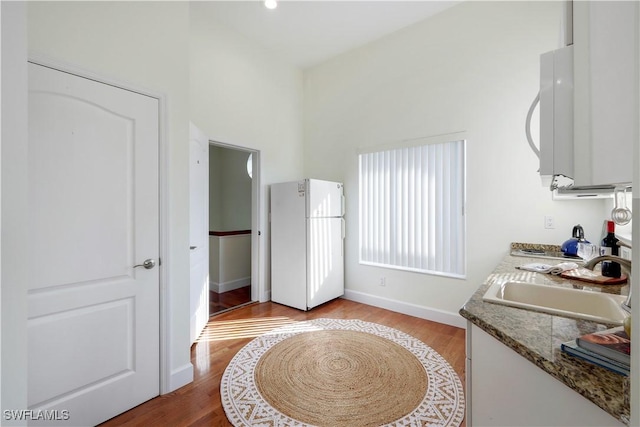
[510,249,578,260]
[482,281,629,325]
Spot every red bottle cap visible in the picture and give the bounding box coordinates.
[607,220,615,233]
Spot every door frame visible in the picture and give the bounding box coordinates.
[208,140,261,304]
[27,53,174,394]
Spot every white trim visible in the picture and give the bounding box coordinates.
[342,289,467,329]
[28,52,163,102]
[158,93,176,394]
[168,363,194,392]
[359,260,467,280]
[210,277,251,293]
[2,2,30,416]
[357,131,467,155]
[26,53,185,395]
[252,152,262,303]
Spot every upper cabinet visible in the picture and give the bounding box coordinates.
[573,1,638,187]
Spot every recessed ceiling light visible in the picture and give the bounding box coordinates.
[264,0,277,10]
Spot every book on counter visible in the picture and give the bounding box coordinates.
[576,326,630,365]
[561,340,630,376]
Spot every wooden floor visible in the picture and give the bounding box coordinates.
[209,286,252,315]
[101,299,467,427]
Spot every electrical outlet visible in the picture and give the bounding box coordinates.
[544,215,555,229]
[379,277,386,287]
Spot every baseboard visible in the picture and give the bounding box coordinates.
[342,289,467,329]
[260,289,271,303]
[210,276,251,293]
[166,363,194,393]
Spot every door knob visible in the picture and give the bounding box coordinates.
[134,259,156,269]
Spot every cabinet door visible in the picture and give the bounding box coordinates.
[573,1,638,187]
[469,325,624,426]
[306,217,344,309]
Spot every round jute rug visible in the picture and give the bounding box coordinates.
[221,318,465,426]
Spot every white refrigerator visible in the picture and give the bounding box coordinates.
[270,179,345,311]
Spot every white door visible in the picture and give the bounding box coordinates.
[307,179,344,218]
[189,123,209,343]
[27,62,160,426]
[270,181,308,311]
[307,217,345,309]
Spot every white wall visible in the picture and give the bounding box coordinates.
[190,3,304,301]
[27,1,192,391]
[630,5,639,424]
[209,146,252,232]
[1,2,29,422]
[209,234,252,292]
[209,147,223,231]
[303,1,606,317]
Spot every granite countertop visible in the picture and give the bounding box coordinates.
[460,243,631,425]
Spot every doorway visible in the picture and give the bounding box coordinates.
[208,143,258,315]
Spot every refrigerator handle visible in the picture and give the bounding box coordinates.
[341,195,346,216]
[341,218,346,256]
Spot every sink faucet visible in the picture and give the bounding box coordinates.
[582,255,632,313]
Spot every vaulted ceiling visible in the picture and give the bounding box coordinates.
[192,1,460,69]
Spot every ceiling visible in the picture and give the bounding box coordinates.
[192,1,461,69]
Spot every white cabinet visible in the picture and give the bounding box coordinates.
[573,1,638,187]
[466,323,624,426]
[539,46,574,183]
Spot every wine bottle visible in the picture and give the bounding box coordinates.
[600,220,621,278]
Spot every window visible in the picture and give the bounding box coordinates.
[246,153,253,178]
[359,138,466,278]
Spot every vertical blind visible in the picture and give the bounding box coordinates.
[359,140,466,277]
